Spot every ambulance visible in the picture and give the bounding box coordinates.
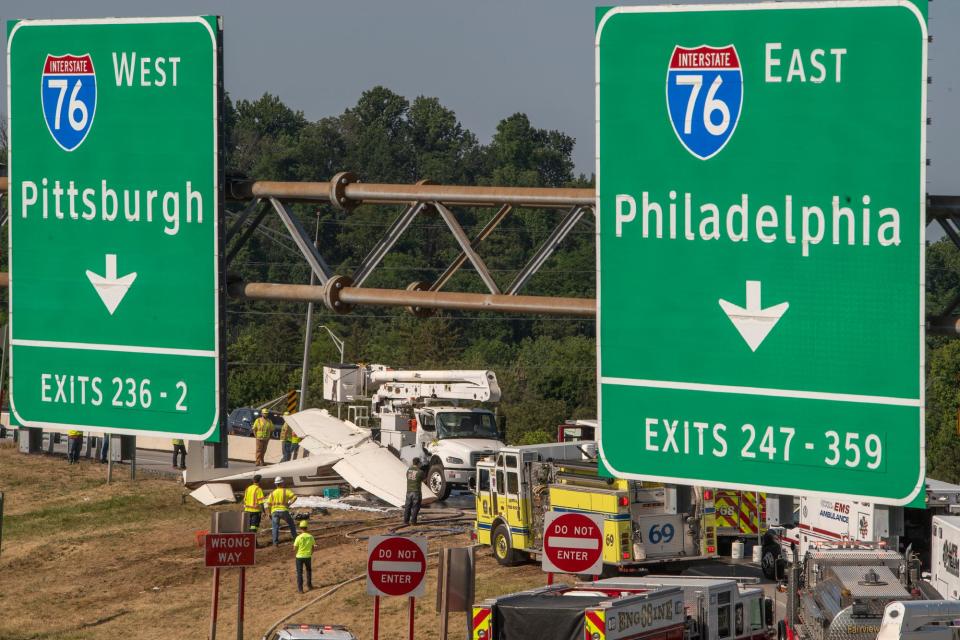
[929,515,960,599]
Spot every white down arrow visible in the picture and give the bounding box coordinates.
[86,254,137,315]
[718,280,789,352]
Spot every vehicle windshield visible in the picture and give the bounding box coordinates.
[435,412,499,440]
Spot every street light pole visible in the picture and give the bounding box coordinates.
[317,325,345,364]
[317,325,346,417]
[298,214,321,413]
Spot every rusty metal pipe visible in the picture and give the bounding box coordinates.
[928,318,960,336]
[226,178,592,208]
[343,183,591,208]
[338,287,596,316]
[227,279,595,317]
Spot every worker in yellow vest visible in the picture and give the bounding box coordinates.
[172,439,187,470]
[66,429,83,464]
[243,475,266,540]
[289,430,302,461]
[293,519,315,593]
[269,477,298,546]
[280,412,297,462]
[252,409,273,466]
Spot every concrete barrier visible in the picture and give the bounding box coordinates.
[5,420,285,464]
[132,435,284,463]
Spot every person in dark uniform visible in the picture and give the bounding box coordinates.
[403,457,426,525]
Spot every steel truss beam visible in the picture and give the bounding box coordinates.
[506,205,588,295]
[225,200,270,266]
[431,204,512,292]
[351,201,427,286]
[432,202,501,294]
[268,198,333,284]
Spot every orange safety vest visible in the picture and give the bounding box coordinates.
[243,484,264,513]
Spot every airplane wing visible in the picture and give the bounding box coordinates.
[188,409,436,508]
[288,409,438,507]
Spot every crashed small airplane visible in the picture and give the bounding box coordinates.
[187,409,437,508]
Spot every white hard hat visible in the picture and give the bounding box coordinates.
[274,477,284,484]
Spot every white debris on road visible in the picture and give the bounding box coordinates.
[294,496,397,512]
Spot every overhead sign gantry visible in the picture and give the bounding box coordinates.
[596,1,927,504]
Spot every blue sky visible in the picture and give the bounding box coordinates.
[3,0,958,197]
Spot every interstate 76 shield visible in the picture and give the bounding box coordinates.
[40,53,97,151]
[666,45,742,160]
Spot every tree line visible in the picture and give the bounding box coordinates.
[3,86,959,482]
[222,87,596,445]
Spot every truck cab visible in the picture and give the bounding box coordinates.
[414,406,502,500]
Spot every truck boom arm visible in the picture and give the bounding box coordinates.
[368,367,501,403]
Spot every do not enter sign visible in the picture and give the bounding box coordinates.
[542,512,605,575]
[366,535,428,597]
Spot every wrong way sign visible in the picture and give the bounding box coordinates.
[204,533,255,568]
[542,512,604,576]
[366,535,427,597]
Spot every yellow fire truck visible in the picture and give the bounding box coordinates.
[474,442,718,572]
[712,490,767,538]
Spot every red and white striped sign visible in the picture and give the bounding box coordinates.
[542,512,604,575]
[366,535,428,597]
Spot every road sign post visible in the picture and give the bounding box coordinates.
[367,535,428,640]
[542,512,604,577]
[7,17,223,440]
[204,532,254,640]
[596,2,927,505]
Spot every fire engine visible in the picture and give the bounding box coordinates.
[783,544,924,640]
[473,442,718,573]
[472,576,773,640]
[712,490,767,539]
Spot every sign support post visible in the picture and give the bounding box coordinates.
[236,567,245,640]
[203,531,255,640]
[373,595,380,640]
[408,596,415,640]
[209,567,220,640]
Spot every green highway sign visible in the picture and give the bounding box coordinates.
[7,17,222,439]
[596,1,926,505]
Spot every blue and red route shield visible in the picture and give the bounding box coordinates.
[41,54,97,152]
[666,45,742,160]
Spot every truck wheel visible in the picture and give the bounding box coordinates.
[428,464,452,501]
[492,524,520,566]
[761,546,781,580]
